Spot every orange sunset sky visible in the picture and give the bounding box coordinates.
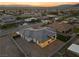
[0,2,79,7]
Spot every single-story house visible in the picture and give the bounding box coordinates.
[0,14,16,24]
[16,27,57,48]
[41,20,51,24]
[65,17,78,21]
[47,15,58,21]
[47,14,57,18]
[24,18,37,22]
[20,13,35,17]
[47,22,73,34]
[65,17,78,23]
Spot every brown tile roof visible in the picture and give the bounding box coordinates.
[47,22,72,32]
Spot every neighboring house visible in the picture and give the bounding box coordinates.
[47,22,73,34]
[41,15,58,24]
[23,23,28,26]
[20,13,35,17]
[67,44,79,56]
[24,17,41,24]
[40,15,58,20]
[41,20,50,24]
[16,27,57,48]
[41,16,49,20]
[65,17,78,23]
[0,14,16,24]
[65,17,78,21]
[24,18,32,22]
[47,15,57,18]
[47,15,58,21]
[24,17,37,22]
[61,21,69,24]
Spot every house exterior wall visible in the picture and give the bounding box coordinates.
[37,39,56,48]
[16,27,57,48]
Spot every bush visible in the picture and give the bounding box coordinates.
[57,34,70,42]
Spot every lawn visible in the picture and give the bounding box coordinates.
[0,24,18,30]
[16,16,32,20]
[57,34,70,42]
[74,28,79,33]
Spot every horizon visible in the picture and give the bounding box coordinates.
[0,2,79,7]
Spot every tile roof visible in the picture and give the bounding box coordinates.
[47,22,72,32]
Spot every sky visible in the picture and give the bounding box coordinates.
[0,2,79,7]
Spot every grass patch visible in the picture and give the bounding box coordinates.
[57,34,70,42]
[16,16,32,20]
[0,24,17,30]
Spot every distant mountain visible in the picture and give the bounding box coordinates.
[47,4,79,11]
[73,4,79,7]
[54,4,73,8]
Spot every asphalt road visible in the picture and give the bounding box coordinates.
[0,35,24,57]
